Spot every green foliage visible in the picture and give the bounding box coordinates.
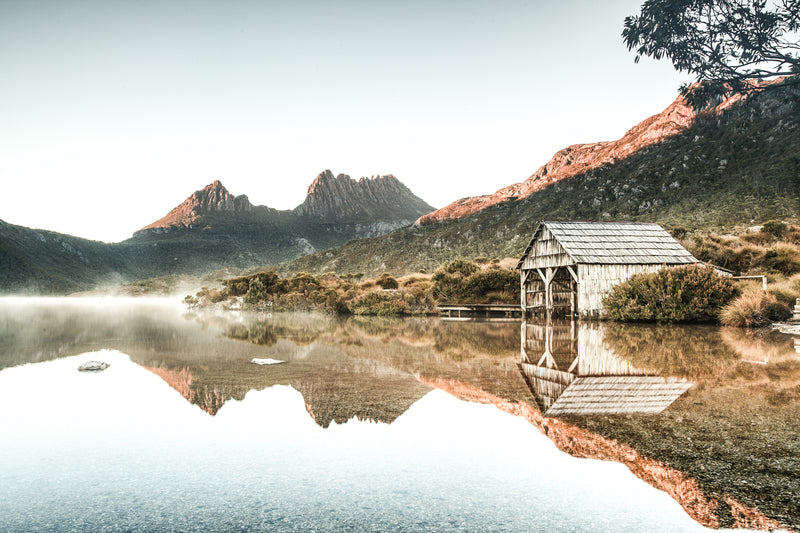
[440,259,480,277]
[348,291,407,316]
[224,271,280,297]
[761,245,800,275]
[603,265,739,323]
[243,277,269,310]
[762,220,788,237]
[464,268,518,303]
[623,0,800,109]
[433,260,517,303]
[670,226,689,240]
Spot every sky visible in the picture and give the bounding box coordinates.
[0,0,691,243]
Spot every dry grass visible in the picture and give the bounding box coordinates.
[768,273,800,304]
[690,223,800,276]
[719,288,787,328]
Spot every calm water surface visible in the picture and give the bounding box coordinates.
[0,298,797,532]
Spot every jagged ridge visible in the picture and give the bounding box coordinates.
[294,170,434,221]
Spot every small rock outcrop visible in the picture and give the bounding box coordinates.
[294,170,434,221]
[78,361,109,372]
[138,181,253,233]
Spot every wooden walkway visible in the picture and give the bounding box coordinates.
[438,304,522,320]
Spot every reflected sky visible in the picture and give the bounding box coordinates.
[0,348,715,533]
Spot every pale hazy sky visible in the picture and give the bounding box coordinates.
[0,0,690,243]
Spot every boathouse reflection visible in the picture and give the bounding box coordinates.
[518,318,693,416]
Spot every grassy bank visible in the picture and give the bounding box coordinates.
[184,259,518,316]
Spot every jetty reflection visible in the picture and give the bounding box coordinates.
[519,318,693,416]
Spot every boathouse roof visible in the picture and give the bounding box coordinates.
[519,364,694,415]
[516,221,697,269]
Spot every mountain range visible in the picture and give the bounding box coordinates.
[0,172,433,293]
[2,81,799,294]
[283,81,800,276]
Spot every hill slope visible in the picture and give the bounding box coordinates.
[0,220,134,294]
[281,84,800,276]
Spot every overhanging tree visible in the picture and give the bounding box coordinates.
[623,0,800,108]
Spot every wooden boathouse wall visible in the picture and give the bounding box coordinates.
[517,221,699,319]
[576,263,666,317]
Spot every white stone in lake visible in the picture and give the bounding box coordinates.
[77,361,110,372]
[251,358,285,365]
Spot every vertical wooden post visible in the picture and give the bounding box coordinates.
[566,265,579,319]
[545,267,555,312]
[520,320,527,360]
[520,270,528,315]
[570,278,576,317]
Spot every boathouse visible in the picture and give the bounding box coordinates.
[516,221,697,318]
[518,320,692,416]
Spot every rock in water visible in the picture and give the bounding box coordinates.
[78,361,110,372]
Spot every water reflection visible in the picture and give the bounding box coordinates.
[0,349,718,533]
[2,299,800,530]
[519,318,693,416]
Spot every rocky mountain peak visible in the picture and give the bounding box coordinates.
[305,170,337,195]
[138,181,253,233]
[294,171,434,221]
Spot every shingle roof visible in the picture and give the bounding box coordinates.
[517,221,697,268]
[518,363,693,416]
[546,375,692,416]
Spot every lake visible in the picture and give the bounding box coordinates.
[0,298,797,532]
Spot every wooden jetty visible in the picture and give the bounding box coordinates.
[438,304,522,320]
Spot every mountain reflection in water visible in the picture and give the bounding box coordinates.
[1,298,799,530]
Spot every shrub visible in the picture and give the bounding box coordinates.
[224,271,280,296]
[464,268,518,303]
[399,274,432,288]
[432,260,476,301]
[243,277,270,310]
[376,274,399,290]
[433,260,516,303]
[720,289,791,327]
[762,220,788,238]
[348,291,407,316]
[192,286,226,304]
[439,259,479,277]
[760,244,800,275]
[281,273,322,295]
[603,264,739,323]
[670,226,689,240]
[401,285,437,315]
